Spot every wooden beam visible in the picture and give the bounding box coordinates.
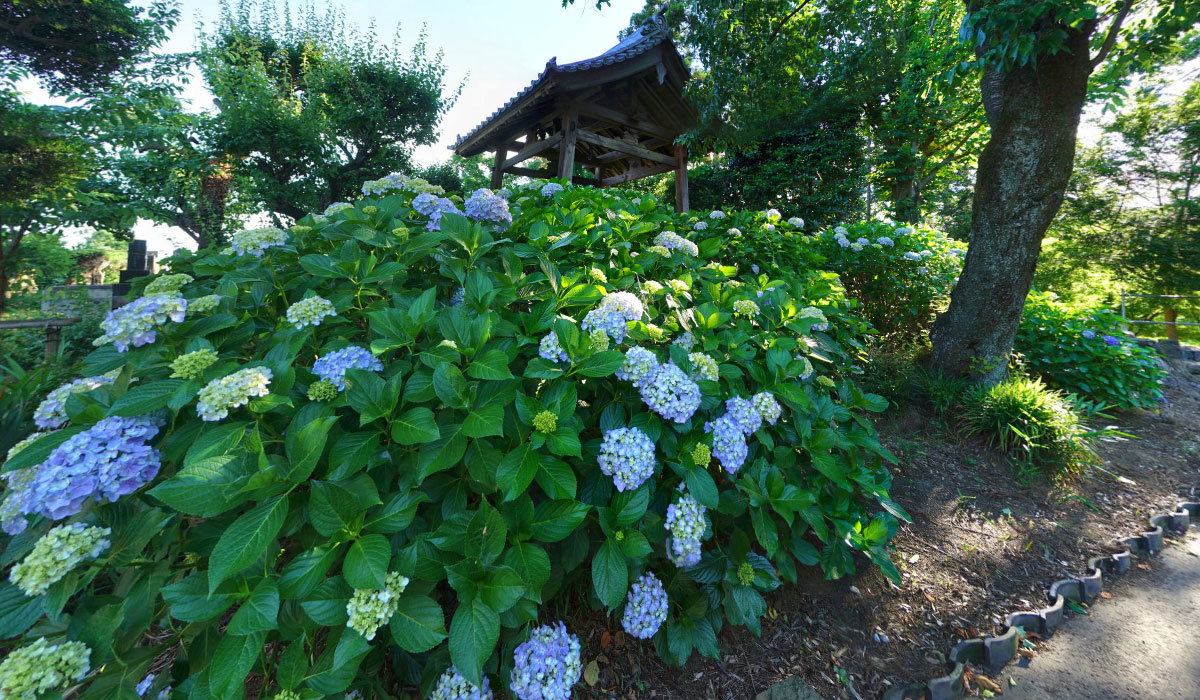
[576,101,676,142]
[673,144,689,213]
[506,166,555,178]
[501,133,562,170]
[598,162,674,187]
[491,148,506,189]
[575,129,677,167]
[557,103,578,180]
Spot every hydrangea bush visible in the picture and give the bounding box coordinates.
[1015,292,1166,409]
[0,179,904,698]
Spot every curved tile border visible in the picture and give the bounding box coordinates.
[881,494,1200,700]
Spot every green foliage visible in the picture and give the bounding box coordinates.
[1015,293,1166,409]
[0,182,904,696]
[961,376,1099,477]
[809,221,965,342]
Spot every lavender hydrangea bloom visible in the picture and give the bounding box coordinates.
[616,346,658,385]
[538,331,569,363]
[666,490,707,567]
[510,621,582,700]
[3,416,161,530]
[99,295,187,351]
[902,251,922,261]
[582,292,644,342]
[724,396,763,435]
[540,183,564,198]
[312,346,383,390]
[135,673,155,696]
[652,231,699,256]
[464,188,512,228]
[705,414,748,474]
[597,427,656,491]
[673,331,696,350]
[431,666,493,700]
[639,362,701,423]
[1102,334,1121,346]
[1081,330,1096,339]
[836,236,851,248]
[621,572,668,639]
[413,193,463,231]
[33,373,118,429]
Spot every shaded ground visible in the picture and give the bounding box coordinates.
[575,357,1200,699]
[1003,533,1200,700]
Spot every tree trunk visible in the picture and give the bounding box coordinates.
[0,266,9,315]
[929,24,1096,383]
[1164,306,1179,341]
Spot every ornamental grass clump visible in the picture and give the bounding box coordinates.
[0,179,902,697]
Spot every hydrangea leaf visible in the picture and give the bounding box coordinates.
[208,496,289,592]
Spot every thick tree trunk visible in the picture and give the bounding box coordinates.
[929,25,1096,383]
[1164,307,1179,342]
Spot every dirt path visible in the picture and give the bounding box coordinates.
[1005,533,1200,699]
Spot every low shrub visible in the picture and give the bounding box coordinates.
[0,179,904,698]
[1015,292,1166,410]
[961,376,1100,477]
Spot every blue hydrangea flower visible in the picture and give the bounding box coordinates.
[312,346,383,390]
[510,621,582,700]
[665,490,707,567]
[1081,330,1096,339]
[616,346,658,385]
[230,226,288,256]
[639,362,701,423]
[99,295,187,352]
[799,306,829,332]
[450,287,465,307]
[787,216,805,228]
[673,331,696,350]
[538,331,569,363]
[33,372,118,429]
[361,173,406,196]
[135,673,155,696]
[285,296,336,329]
[876,236,894,246]
[724,396,763,435]
[895,226,915,235]
[764,208,782,221]
[464,188,512,228]
[705,414,748,474]
[582,292,644,343]
[1103,334,1121,346]
[652,231,699,256]
[688,353,719,381]
[413,193,463,231]
[431,666,493,700]
[709,210,726,220]
[752,392,783,425]
[836,236,851,248]
[197,367,273,421]
[2,416,161,531]
[902,251,922,261]
[597,427,656,492]
[622,572,668,639]
[541,183,564,198]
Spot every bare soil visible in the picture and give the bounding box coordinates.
[574,358,1200,699]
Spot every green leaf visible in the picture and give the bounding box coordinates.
[1,426,86,472]
[345,368,398,424]
[161,573,239,622]
[575,350,625,377]
[530,500,590,542]
[496,444,539,502]
[207,631,265,698]
[462,402,504,438]
[365,491,428,534]
[468,349,514,380]
[685,466,720,508]
[108,380,184,416]
[592,539,627,610]
[184,422,248,467]
[432,362,469,408]
[148,455,250,517]
[208,496,289,591]
[546,428,581,457]
[0,583,44,638]
[524,357,565,379]
[343,534,390,589]
[275,634,308,690]
[465,502,508,566]
[388,595,448,653]
[284,415,337,482]
[391,407,440,444]
[535,456,577,500]
[449,599,499,688]
[502,543,551,602]
[279,544,343,600]
[226,579,279,634]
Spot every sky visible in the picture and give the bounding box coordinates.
[22,0,646,253]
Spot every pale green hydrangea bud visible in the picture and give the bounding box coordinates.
[588,268,608,283]
[11,523,111,596]
[614,530,626,543]
[641,280,664,295]
[291,225,312,235]
[170,349,218,380]
[817,375,835,388]
[667,279,689,295]
[0,638,91,698]
[691,442,711,466]
[733,299,759,317]
[346,571,410,640]
[644,324,666,341]
[143,273,193,297]
[646,244,671,257]
[307,380,339,402]
[189,294,221,314]
[362,206,379,215]
[588,328,610,352]
[737,562,756,586]
[533,410,558,434]
[688,353,719,381]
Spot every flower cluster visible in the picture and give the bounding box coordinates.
[430,666,494,700]
[2,416,160,534]
[733,299,759,318]
[143,273,192,296]
[307,380,339,402]
[1102,334,1122,346]
[652,231,699,257]
[135,673,155,696]
[169,349,218,380]
[691,442,711,466]
[642,280,664,294]
[902,251,922,261]
[582,292,644,342]
[450,287,465,307]
[312,346,383,390]
[876,236,894,247]
[533,410,558,434]
[667,279,689,295]
[796,355,815,380]
[817,375,836,389]
[588,328,609,351]
[99,295,187,352]
[705,414,748,474]
[587,268,607,283]
[286,296,337,329]
[693,220,708,231]
[10,523,111,596]
[0,468,36,535]
[541,182,564,198]
[33,372,118,429]
[464,188,512,227]
[787,216,804,228]
[345,571,410,640]
[616,346,658,385]
[639,362,701,423]
[197,367,273,421]
[724,396,763,435]
[230,226,288,256]
[688,352,719,381]
[597,427,656,492]
[799,306,829,331]
[0,638,91,698]
[709,210,726,220]
[413,193,464,231]
[189,294,221,314]
[1081,330,1096,339]
[665,490,707,567]
[752,391,783,424]
[361,172,406,196]
[510,621,582,700]
[673,331,696,350]
[621,572,668,639]
[324,202,354,217]
[765,208,782,221]
[538,331,569,363]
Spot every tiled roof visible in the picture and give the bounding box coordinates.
[450,21,671,151]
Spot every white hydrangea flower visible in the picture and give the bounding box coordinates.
[197,367,273,421]
[285,296,336,329]
[230,227,288,256]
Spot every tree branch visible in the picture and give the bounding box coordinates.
[767,0,813,44]
[1091,0,1133,68]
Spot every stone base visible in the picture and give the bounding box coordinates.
[755,675,827,700]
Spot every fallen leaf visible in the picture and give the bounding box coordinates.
[584,660,600,686]
[974,674,1003,694]
[601,630,612,649]
[1099,591,1112,599]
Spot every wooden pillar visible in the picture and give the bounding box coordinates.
[44,325,61,362]
[557,105,578,180]
[491,148,506,190]
[673,144,689,212]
